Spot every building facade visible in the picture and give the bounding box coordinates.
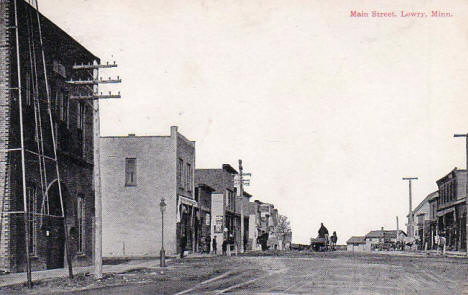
[346,236,366,252]
[408,191,437,249]
[195,165,239,252]
[0,1,96,272]
[100,126,196,256]
[436,168,467,251]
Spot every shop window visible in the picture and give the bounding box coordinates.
[125,158,137,186]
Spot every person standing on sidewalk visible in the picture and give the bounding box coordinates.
[180,234,187,259]
[212,237,217,255]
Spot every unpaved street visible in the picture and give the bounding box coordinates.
[3,251,468,294]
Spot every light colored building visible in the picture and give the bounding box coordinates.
[407,191,437,249]
[100,126,196,256]
[346,236,366,252]
[365,228,407,251]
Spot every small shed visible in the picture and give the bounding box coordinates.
[346,236,366,252]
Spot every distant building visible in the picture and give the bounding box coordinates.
[195,184,215,253]
[407,191,437,249]
[195,165,239,252]
[100,126,196,256]
[365,228,406,251]
[436,168,467,251]
[346,236,366,252]
[0,1,97,272]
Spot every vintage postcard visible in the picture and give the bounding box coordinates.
[0,0,467,294]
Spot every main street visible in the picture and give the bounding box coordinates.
[2,251,468,294]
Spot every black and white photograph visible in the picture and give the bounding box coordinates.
[1,0,468,294]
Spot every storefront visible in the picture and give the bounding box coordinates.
[176,195,198,254]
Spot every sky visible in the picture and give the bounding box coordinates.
[38,0,468,244]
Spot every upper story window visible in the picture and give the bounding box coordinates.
[125,158,137,186]
[177,158,183,188]
[186,163,192,191]
[56,88,69,127]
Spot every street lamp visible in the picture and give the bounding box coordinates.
[160,198,167,267]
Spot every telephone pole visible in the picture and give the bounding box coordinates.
[402,177,418,239]
[238,160,251,253]
[454,133,468,253]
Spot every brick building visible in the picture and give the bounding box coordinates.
[195,165,239,252]
[100,127,196,256]
[0,0,97,272]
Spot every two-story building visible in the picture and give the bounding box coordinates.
[100,126,196,256]
[407,191,437,249]
[436,168,467,251]
[0,1,96,272]
[195,165,238,252]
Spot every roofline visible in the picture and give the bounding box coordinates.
[29,2,98,60]
[222,164,238,174]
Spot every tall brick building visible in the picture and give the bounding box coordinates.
[100,127,196,256]
[0,1,97,272]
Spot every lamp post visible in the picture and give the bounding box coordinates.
[160,198,167,267]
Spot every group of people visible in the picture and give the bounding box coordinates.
[180,234,237,259]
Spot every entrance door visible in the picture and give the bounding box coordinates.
[44,181,67,269]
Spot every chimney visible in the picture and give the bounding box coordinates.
[170,126,178,137]
[381,227,384,231]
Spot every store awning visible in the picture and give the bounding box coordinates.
[179,195,198,208]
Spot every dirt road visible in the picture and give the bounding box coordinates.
[3,251,468,294]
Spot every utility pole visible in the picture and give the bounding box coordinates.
[238,160,244,253]
[454,133,468,254]
[396,216,399,239]
[238,160,251,253]
[402,177,418,239]
[69,61,121,279]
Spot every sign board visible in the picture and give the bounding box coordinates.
[214,215,224,233]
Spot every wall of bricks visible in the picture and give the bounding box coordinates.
[0,1,97,272]
[0,0,12,272]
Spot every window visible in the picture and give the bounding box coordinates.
[25,73,32,106]
[77,195,85,253]
[27,186,37,256]
[125,158,137,186]
[177,158,183,188]
[56,89,69,126]
[186,163,192,191]
[77,102,85,130]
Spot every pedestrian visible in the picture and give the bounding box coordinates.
[212,237,217,255]
[206,235,211,254]
[330,231,338,251]
[180,234,187,259]
[222,239,228,256]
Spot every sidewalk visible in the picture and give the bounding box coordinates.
[0,253,215,288]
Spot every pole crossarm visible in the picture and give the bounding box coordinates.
[454,134,468,137]
[73,61,118,70]
[402,177,418,180]
[70,92,121,100]
[66,77,121,85]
